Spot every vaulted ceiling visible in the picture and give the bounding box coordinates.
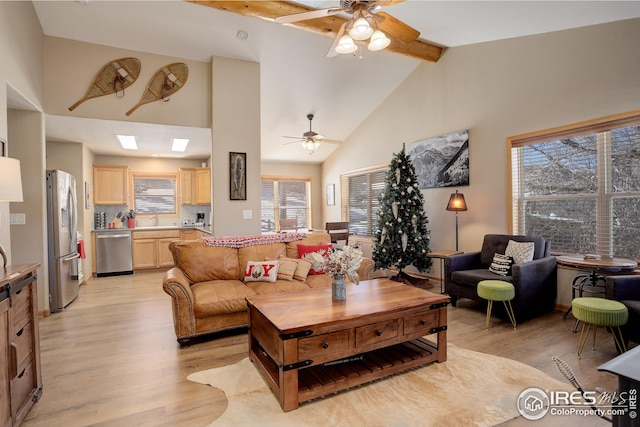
[33,1,640,163]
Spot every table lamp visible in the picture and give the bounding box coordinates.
[446,190,467,251]
[0,157,24,270]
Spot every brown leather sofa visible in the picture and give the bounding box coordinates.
[162,232,374,347]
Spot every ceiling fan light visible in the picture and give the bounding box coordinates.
[349,17,374,41]
[335,34,357,54]
[368,30,390,51]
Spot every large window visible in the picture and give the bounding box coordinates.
[509,111,640,260]
[261,177,311,232]
[131,173,178,215]
[340,165,387,236]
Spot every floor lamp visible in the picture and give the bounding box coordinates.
[446,190,467,251]
[0,157,24,270]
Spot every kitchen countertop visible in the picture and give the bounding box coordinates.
[92,226,212,235]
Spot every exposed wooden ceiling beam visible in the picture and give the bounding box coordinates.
[189,1,443,63]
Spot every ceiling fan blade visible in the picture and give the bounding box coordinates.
[275,7,344,24]
[316,138,342,145]
[376,11,420,44]
[283,139,304,145]
[327,21,348,58]
[283,135,303,139]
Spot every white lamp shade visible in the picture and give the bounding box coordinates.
[335,34,357,54]
[349,17,374,41]
[368,30,391,51]
[0,157,23,202]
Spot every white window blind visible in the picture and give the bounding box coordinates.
[341,166,387,236]
[510,112,640,260]
[261,177,311,232]
[132,174,178,215]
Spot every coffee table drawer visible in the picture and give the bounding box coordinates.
[404,311,439,335]
[298,330,350,360]
[355,319,398,347]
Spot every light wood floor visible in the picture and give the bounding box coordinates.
[22,271,631,427]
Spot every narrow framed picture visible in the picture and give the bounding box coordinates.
[230,152,247,200]
[0,137,6,157]
[326,184,335,206]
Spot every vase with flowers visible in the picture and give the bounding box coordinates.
[307,244,363,300]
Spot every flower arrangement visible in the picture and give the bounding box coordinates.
[307,244,364,285]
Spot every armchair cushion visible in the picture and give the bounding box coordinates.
[505,240,535,264]
[489,253,513,276]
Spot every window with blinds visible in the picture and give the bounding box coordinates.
[132,173,178,215]
[509,112,640,260]
[261,177,311,232]
[340,166,387,236]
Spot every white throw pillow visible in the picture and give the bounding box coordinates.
[505,240,535,264]
[244,260,279,282]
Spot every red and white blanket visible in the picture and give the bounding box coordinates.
[202,232,308,249]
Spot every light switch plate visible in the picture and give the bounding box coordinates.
[242,210,252,220]
[10,213,26,225]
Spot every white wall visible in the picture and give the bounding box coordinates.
[211,57,261,236]
[323,18,640,258]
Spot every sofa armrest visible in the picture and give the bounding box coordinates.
[606,275,640,301]
[358,257,374,281]
[162,267,196,339]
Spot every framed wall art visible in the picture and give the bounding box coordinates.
[326,184,335,206]
[407,129,470,189]
[229,152,247,200]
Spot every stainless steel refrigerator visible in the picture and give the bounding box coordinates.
[46,170,80,313]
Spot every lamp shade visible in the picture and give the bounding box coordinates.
[0,157,23,202]
[368,30,391,51]
[446,190,467,212]
[349,17,374,40]
[335,34,357,54]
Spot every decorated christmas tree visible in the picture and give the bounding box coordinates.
[372,144,432,278]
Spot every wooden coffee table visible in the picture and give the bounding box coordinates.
[246,278,450,411]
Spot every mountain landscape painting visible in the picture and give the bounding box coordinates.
[407,130,470,189]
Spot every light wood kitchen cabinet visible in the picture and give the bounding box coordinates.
[180,229,209,241]
[1,264,42,427]
[132,230,180,270]
[180,168,211,205]
[93,165,129,205]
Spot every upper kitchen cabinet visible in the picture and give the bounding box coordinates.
[94,165,129,205]
[180,168,210,205]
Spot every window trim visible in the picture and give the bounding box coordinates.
[507,108,640,255]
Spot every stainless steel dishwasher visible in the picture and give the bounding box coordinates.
[95,231,133,277]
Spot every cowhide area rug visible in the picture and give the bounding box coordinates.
[188,345,572,427]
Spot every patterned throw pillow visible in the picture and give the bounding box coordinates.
[505,240,535,264]
[243,260,279,282]
[297,244,333,275]
[489,253,514,276]
[275,258,298,281]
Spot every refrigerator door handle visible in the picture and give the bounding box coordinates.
[61,252,81,261]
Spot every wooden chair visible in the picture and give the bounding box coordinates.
[325,221,350,245]
[279,218,298,231]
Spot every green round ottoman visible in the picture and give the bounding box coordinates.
[572,297,628,358]
[477,280,517,330]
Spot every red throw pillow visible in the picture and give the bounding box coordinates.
[297,243,333,275]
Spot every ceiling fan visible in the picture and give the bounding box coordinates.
[283,114,342,154]
[275,0,420,56]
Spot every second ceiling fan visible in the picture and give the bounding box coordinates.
[275,0,420,56]
[283,114,342,154]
